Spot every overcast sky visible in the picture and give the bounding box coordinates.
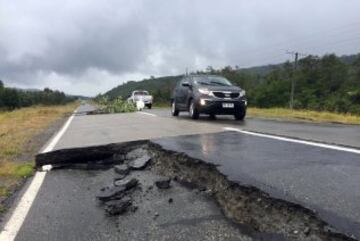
[1,0,360,96]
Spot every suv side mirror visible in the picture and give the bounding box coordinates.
[182,82,191,87]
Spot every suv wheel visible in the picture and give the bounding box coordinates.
[189,100,199,119]
[234,109,246,120]
[171,101,179,116]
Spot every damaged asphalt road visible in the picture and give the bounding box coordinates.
[17,149,281,241]
[4,105,360,241]
[152,131,360,240]
[21,132,359,241]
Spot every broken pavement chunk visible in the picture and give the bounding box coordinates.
[104,198,132,216]
[155,177,171,189]
[97,178,138,201]
[114,178,138,188]
[114,164,130,175]
[126,148,149,160]
[114,173,126,182]
[112,153,125,162]
[129,154,151,170]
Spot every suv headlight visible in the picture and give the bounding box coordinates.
[240,90,246,97]
[198,88,211,95]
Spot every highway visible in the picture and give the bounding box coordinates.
[1,104,359,241]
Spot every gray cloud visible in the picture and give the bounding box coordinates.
[1,0,360,95]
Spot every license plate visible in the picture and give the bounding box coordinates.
[222,103,234,108]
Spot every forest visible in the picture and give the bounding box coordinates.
[0,81,76,110]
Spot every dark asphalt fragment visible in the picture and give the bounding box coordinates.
[126,148,149,160]
[155,177,171,189]
[114,178,138,187]
[114,164,130,175]
[97,178,138,201]
[113,173,126,182]
[104,198,132,216]
[112,153,125,162]
[129,154,151,170]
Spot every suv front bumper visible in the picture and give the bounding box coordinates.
[195,98,247,115]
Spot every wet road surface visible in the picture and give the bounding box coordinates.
[153,131,360,238]
[145,108,360,148]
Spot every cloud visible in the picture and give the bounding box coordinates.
[1,0,359,95]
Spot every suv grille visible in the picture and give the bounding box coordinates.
[213,92,225,98]
[213,91,239,99]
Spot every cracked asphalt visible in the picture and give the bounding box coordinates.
[2,104,359,241]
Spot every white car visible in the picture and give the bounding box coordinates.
[128,90,153,109]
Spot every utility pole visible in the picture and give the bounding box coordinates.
[286,51,302,110]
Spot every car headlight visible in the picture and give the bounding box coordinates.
[239,90,246,97]
[198,88,211,95]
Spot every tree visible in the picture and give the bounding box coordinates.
[0,80,4,108]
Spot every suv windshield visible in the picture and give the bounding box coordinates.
[193,76,232,86]
[134,91,149,95]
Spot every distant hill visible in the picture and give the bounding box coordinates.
[104,53,360,99]
[103,53,360,114]
[104,66,277,99]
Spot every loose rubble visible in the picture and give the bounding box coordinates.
[96,150,153,216]
[114,164,130,175]
[104,198,132,216]
[129,154,151,170]
[155,177,171,189]
[96,178,138,202]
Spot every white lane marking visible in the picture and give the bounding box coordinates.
[136,111,157,117]
[41,114,75,153]
[223,127,360,154]
[0,109,77,241]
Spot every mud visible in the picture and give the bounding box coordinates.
[35,141,358,241]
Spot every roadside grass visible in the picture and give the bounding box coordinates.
[247,107,360,125]
[0,103,78,211]
[0,162,34,178]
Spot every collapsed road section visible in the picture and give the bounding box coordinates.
[34,131,360,241]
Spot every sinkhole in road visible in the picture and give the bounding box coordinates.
[36,141,357,241]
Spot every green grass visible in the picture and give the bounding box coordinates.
[0,162,34,178]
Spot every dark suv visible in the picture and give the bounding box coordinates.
[171,75,247,120]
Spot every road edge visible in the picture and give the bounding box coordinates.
[0,108,77,241]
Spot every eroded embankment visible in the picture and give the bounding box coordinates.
[35,141,358,241]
